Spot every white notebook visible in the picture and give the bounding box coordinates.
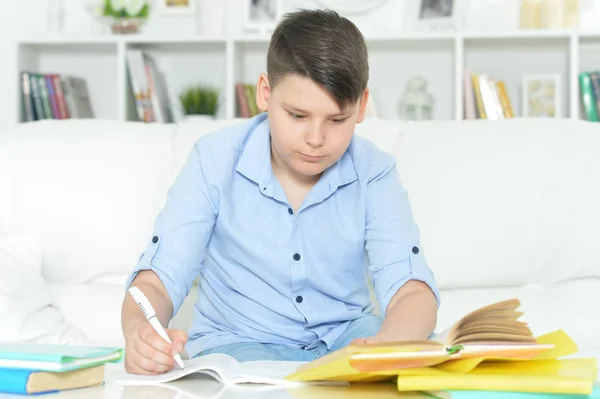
[108,353,337,387]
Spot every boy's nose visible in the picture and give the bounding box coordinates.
[304,128,325,148]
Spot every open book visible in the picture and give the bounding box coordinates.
[109,353,338,387]
[286,299,557,382]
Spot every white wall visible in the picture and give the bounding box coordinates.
[1,0,600,127]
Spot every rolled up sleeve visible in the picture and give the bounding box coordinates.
[125,139,218,317]
[365,162,440,318]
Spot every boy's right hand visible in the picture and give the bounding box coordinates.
[124,322,188,375]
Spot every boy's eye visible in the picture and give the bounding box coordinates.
[289,113,305,120]
[331,117,348,124]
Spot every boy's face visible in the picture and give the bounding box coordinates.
[256,73,369,181]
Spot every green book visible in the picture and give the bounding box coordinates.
[579,72,599,122]
[427,385,600,399]
[0,343,123,372]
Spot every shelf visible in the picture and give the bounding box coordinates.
[18,36,228,46]
[14,28,600,123]
[22,30,600,46]
[462,29,573,39]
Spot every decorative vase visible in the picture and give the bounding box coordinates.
[47,0,64,34]
[398,76,435,121]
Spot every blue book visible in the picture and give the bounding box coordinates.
[0,343,122,372]
[0,365,105,395]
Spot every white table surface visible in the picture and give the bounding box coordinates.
[0,372,407,399]
[0,364,597,399]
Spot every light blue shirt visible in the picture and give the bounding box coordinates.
[126,114,440,358]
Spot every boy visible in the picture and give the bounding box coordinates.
[121,9,439,375]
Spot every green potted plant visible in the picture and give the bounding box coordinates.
[101,0,150,34]
[179,84,220,121]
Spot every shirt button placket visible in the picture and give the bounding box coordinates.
[290,211,304,309]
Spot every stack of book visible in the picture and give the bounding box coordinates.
[286,299,599,398]
[464,70,514,120]
[20,73,94,122]
[0,343,122,395]
[235,82,261,118]
[126,49,177,124]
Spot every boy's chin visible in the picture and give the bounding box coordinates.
[292,160,329,178]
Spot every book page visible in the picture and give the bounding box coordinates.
[229,360,308,385]
[444,299,538,346]
[108,353,236,385]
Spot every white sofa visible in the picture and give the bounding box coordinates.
[0,117,599,362]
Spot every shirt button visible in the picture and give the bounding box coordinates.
[301,345,307,350]
[288,208,293,215]
[296,296,303,303]
[412,246,419,254]
[293,253,301,261]
[152,236,159,244]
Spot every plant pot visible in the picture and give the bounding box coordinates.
[111,18,145,34]
[184,115,215,122]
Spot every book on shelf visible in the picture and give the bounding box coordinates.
[236,82,261,118]
[464,70,514,120]
[126,49,155,123]
[579,71,600,122]
[20,72,94,122]
[125,49,182,124]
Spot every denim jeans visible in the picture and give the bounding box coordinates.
[195,313,383,362]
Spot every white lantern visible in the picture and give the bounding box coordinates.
[398,76,435,121]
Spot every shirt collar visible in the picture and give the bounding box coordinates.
[236,114,271,189]
[307,149,357,207]
[236,115,358,202]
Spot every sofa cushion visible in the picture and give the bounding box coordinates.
[438,280,600,365]
[396,118,600,290]
[0,233,88,344]
[170,118,248,179]
[0,120,175,284]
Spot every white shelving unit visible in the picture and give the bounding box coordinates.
[14,29,600,124]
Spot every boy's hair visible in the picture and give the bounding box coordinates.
[267,9,369,110]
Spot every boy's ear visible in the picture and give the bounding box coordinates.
[256,73,270,112]
[356,88,370,124]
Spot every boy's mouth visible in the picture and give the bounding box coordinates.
[299,153,324,162]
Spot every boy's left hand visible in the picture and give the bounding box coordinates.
[349,332,395,345]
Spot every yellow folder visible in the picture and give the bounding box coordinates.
[285,330,598,395]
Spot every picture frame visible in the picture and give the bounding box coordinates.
[157,0,196,16]
[243,0,282,32]
[522,74,560,118]
[404,0,470,31]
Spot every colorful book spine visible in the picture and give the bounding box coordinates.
[471,74,486,119]
[45,75,59,119]
[463,70,476,120]
[578,72,598,122]
[495,81,514,118]
[0,368,55,395]
[37,74,53,119]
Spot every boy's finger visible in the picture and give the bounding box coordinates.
[142,327,176,355]
[134,339,176,368]
[167,329,188,344]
